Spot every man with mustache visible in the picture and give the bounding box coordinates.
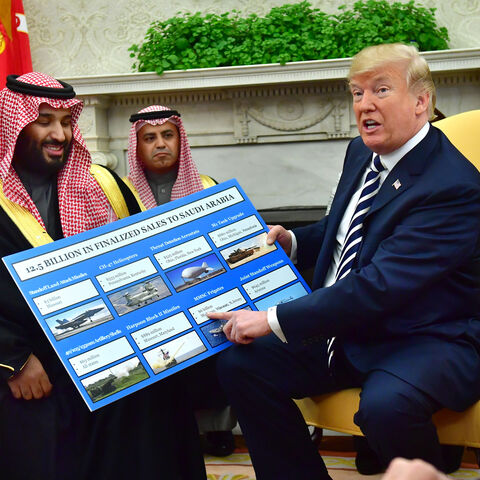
[124,105,216,209]
[125,105,236,456]
[0,74,206,480]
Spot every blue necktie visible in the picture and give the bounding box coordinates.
[327,154,385,367]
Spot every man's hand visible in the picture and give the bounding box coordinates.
[208,310,271,344]
[7,354,52,400]
[383,458,449,480]
[267,225,292,257]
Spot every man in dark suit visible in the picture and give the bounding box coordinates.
[208,43,480,480]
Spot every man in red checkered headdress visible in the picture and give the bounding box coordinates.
[125,105,216,209]
[0,73,138,238]
[0,75,206,480]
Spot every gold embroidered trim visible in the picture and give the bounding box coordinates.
[90,164,130,219]
[122,177,147,212]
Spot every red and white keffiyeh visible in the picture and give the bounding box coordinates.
[127,105,203,209]
[0,72,112,237]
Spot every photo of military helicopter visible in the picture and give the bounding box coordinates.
[108,276,171,316]
[123,281,159,307]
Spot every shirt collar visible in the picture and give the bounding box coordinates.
[378,122,430,173]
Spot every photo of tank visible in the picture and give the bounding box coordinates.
[226,246,258,264]
[82,358,149,403]
[220,232,277,269]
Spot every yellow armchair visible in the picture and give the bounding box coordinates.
[435,110,480,171]
[295,110,480,463]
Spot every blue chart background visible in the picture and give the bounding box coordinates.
[3,179,311,411]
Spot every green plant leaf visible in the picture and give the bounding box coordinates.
[129,0,450,74]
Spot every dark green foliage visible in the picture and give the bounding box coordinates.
[332,0,450,58]
[129,0,449,74]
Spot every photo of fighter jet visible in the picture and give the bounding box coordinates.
[46,299,113,340]
[55,306,105,331]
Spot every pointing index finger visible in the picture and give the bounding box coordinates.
[207,311,232,321]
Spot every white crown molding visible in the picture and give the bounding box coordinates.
[60,48,480,97]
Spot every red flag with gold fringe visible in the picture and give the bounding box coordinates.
[0,0,32,88]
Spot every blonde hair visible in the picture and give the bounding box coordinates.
[348,43,436,120]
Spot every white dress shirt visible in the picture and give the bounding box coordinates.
[268,122,430,342]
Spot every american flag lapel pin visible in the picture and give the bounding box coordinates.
[393,179,402,190]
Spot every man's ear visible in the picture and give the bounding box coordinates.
[415,91,430,116]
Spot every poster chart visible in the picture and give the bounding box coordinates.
[3,179,311,411]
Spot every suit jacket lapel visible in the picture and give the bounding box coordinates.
[366,125,438,219]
